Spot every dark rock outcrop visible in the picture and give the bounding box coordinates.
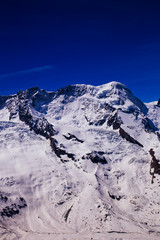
[107,113,122,130]
[108,192,121,201]
[95,117,107,126]
[64,205,73,222]
[105,103,115,112]
[82,151,107,164]
[17,90,57,139]
[0,197,27,218]
[156,132,160,141]
[142,117,158,132]
[157,98,160,107]
[149,148,160,183]
[56,85,88,98]
[0,193,8,202]
[88,103,115,127]
[50,137,75,160]
[119,127,143,147]
[63,133,84,143]
[6,96,19,120]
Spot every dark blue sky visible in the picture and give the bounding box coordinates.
[0,0,160,102]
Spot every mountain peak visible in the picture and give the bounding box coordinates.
[93,81,147,114]
[96,81,131,96]
[100,81,128,89]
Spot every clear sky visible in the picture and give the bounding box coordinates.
[0,0,160,102]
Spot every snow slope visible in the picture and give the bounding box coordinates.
[0,82,160,240]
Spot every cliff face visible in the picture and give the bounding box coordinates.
[0,81,160,239]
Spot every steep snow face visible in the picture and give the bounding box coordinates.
[0,82,160,240]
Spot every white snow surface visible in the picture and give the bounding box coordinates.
[0,82,160,240]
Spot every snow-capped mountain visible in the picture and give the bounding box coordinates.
[0,81,160,240]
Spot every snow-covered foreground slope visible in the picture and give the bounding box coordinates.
[0,82,160,240]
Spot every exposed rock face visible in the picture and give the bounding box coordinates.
[64,205,73,222]
[94,117,107,126]
[0,193,8,202]
[17,91,57,139]
[0,197,27,218]
[50,137,75,160]
[157,98,160,107]
[56,85,90,98]
[6,96,19,120]
[142,117,158,132]
[108,192,121,201]
[63,133,84,143]
[107,112,122,130]
[119,127,143,147]
[82,151,107,164]
[105,103,115,112]
[149,148,160,183]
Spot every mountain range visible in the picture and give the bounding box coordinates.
[0,81,160,240]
